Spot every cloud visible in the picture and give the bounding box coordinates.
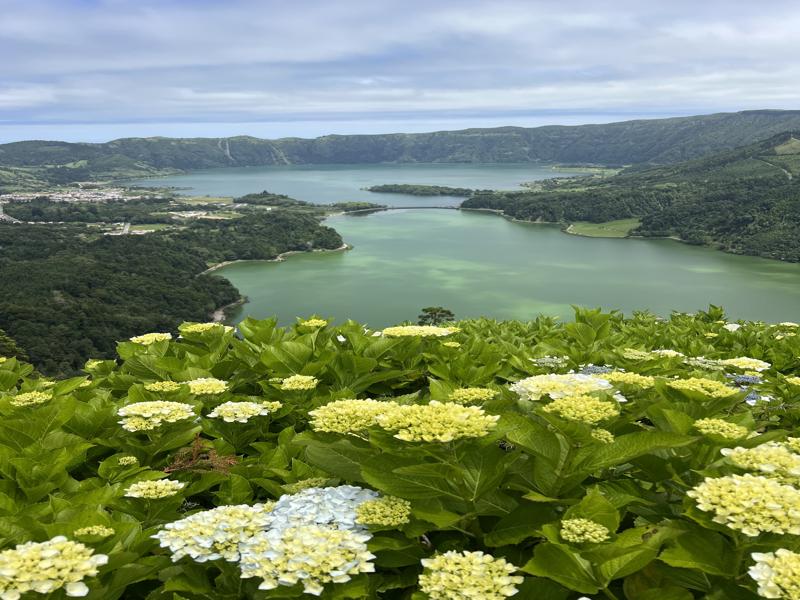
[1,0,799,140]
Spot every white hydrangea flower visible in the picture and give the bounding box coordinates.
[207,401,281,423]
[239,524,375,596]
[749,549,800,599]
[154,504,274,562]
[124,479,185,499]
[0,536,108,599]
[117,401,195,431]
[510,373,612,401]
[186,378,228,395]
[267,485,379,533]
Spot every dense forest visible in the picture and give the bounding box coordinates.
[366,184,474,196]
[3,197,177,223]
[236,190,383,212]
[3,110,800,190]
[463,132,800,261]
[0,212,342,374]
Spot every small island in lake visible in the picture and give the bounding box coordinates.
[365,183,475,196]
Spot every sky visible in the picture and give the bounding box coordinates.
[1,0,799,142]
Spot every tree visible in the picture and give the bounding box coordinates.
[417,307,455,326]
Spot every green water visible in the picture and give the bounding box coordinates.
[136,163,800,324]
[217,209,800,325]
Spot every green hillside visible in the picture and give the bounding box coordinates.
[3,110,800,190]
[463,132,800,261]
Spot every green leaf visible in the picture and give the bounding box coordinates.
[499,413,561,463]
[485,503,557,547]
[573,431,696,471]
[522,543,600,594]
[659,530,739,576]
[362,456,463,501]
[302,438,372,482]
[564,487,619,532]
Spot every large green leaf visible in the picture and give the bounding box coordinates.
[522,543,600,594]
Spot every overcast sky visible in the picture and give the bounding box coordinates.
[1,0,799,142]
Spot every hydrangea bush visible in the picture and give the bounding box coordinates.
[0,306,798,598]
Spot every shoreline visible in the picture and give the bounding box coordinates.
[200,242,351,274]
[211,297,247,323]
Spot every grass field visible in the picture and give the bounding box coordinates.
[180,195,234,205]
[567,218,641,237]
[129,223,174,231]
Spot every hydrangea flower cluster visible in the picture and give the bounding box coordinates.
[418,550,523,600]
[602,371,655,388]
[620,348,653,361]
[355,496,412,527]
[442,341,461,348]
[510,373,612,401]
[187,378,228,395]
[749,549,800,599]
[579,364,613,375]
[787,376,800,387]
[381,325,458,337]
[207,401,281,423]
[117,401,195,431]
[667,377,738,398]
[685,356,727,371]
[591,429,615,444]
[542,395,620,425]
[309,399,399,435]
[720,357,772,372]
[0,536,108,598]
[129,332,172,345]
[651,349,685,358]
[9,390,52,407]
[154,503,275,562]
[239,524,375,596]
[0,357,6,364]
[721,443,800,482]
[687,474,800,536]
[144,380,182,393]
[180,322,229,334]
[73,525,114,538]
[125,479,185,499]
[376,401,499,442]
[448,387,497,404]
[530,355,569,369]
[267,485,379,531]
[560,518,611,543]
[280,375,319,390]
[117,456,138,466]
[299,318,328,328]
[694,418,748,440]
[784,438,800,454]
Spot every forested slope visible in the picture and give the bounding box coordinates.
[463,132,800,261]
[0,212,342,373]
[3,110,800,189]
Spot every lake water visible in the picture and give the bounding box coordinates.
[130,163,571,207]
[134,164,800,325]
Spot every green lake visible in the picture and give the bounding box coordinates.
[133,164,800,325]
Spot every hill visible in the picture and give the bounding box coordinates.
[3,110,800,189]
[462,131,800,261]
[0,211,342,374]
